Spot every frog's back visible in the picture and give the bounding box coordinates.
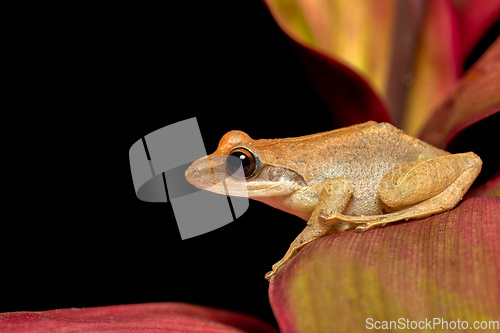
[302,122,449,215]
[271,121,447,180]
[249,121,448,215]
[322,121,448,164]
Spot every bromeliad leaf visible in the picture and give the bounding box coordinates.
[269,197,500,333]
[264,0,500,136]
[0,303,278,333]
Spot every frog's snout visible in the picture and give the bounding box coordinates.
[185,154,247,197]
[185,157,212,190]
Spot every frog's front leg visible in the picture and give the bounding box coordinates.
[333,152,482,232]
[265,177,354,280]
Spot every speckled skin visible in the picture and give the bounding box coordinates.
[185,121,482,279]
[237,122,448,217]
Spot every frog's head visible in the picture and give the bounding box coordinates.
[185,130,307,198]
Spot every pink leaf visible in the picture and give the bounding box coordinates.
[0,303,278,333]
[420,37,500,149]
[466,174,500,198]
[269,197,500,333]
[263,0,500,137]
[453,0,500,66]
[292,43,391,128]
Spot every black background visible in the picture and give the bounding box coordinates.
[3,1,333,327]
[4,1,497,328]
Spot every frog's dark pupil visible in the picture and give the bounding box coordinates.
[227,149,256,178]
[229,152,249,173]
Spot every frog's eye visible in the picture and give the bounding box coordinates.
[226,148,258,178]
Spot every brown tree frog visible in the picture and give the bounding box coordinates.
[185,121,482,280]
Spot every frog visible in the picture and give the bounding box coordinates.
[185,121,482,280]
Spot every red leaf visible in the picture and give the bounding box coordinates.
[466,174,500,198]
[420,37,500,149]
[292,43,391,128]
[454,0,500,66]
[0,303,278,333]
[269,197,500,333]
[263,0,500,138]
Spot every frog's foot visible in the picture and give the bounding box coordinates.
[265,178,354,280]
[355,222,375,232]
[355,221,388,232]
[264,240,314,280]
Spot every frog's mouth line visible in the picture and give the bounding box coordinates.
[244,182,303,198]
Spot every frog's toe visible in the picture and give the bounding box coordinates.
[355,223,372,232]
[265,270,275,280]
[356,221,390,232]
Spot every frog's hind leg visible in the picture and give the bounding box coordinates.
[333,152,482,232]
